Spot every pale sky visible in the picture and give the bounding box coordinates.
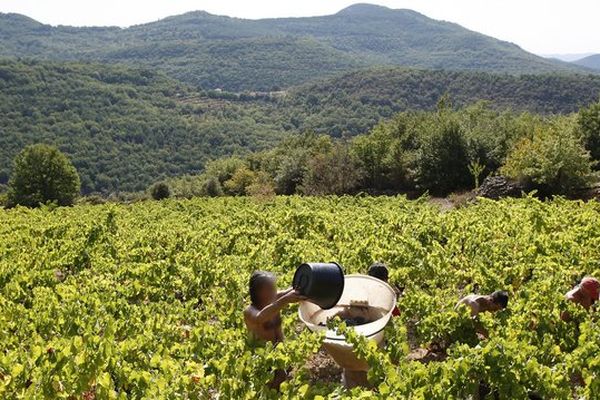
[1,0,599,55]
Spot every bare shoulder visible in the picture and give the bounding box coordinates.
[565,288,578,301]
[244,305,259,330]
[244,304,258,318]
[457,294,475,305]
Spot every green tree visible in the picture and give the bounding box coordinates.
[201,177,224,197]
[223,167,256,196]
[577,100,600,166]
[301,142,364,195]
[204,157,247,185]
[246,171,276,197]
[274,149,309,195]
[501,124,594,195]
[415,117,471,194]
[7,144,80,207]
[150,182,171,200]
[351,126,393,190]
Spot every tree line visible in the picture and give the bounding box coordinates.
[162,99,600,199]
[3,60,600,196]
[2,98,600,208]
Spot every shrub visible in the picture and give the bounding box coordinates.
[204,157,246,184]
[150,182,171,200]
[301,143,364,195]
[78,194,107,205]
[7,144,80,207]
[274,150,308,195]
[501,124,595,195]
[246,172,276,198]
[415,117,471,195]
[223,167,256,196]
[201,177,223,197]
[577,101,600,165]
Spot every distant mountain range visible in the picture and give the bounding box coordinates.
[573,54,600,70]
[0,3,593,91]
[542,53,596,62]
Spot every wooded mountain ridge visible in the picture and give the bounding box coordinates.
[0,4,592,91]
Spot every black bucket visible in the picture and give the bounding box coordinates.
[293,262,345,310]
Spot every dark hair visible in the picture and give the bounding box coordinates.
[490,290,509,309]
[249,271,275,306]
[368,262,389,282]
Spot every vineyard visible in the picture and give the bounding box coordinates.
[1,196,599,399]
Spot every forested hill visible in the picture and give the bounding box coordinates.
[574,54,600,70]
[0,60,286,194]
[0,4,591,91]
[284,68,600,136]
[2,60,600,194]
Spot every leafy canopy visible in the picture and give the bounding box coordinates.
[7,144,80,207]
[501,122,595,195]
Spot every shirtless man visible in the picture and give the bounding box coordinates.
[244,270,306,343]
[565,277,599,310]
[455,291,509,317]
[561,276,599,322]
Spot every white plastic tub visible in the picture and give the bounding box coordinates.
[298,274,396,370]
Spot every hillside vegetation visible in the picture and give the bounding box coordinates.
[2,59,600,195]
[0,60,285,193]
[0,4,591,90]
[284,68,600,136]
[1,197,599,398]
[166,98,600,199]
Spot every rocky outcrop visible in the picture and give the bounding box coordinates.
[476,176,525,199]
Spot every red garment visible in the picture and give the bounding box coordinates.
[581,277,600,300]
[392,306,400,317]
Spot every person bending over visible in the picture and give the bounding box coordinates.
[455,290,509,317]
[565,276,599,310]
[561,276,599,322]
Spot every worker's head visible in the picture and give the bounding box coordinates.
[249,271,277,307]
[368,262,389,283]
[489,290,509,311]
[579,277,599,302]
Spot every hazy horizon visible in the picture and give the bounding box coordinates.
[1,1,600,55]
[542,53,596,62]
